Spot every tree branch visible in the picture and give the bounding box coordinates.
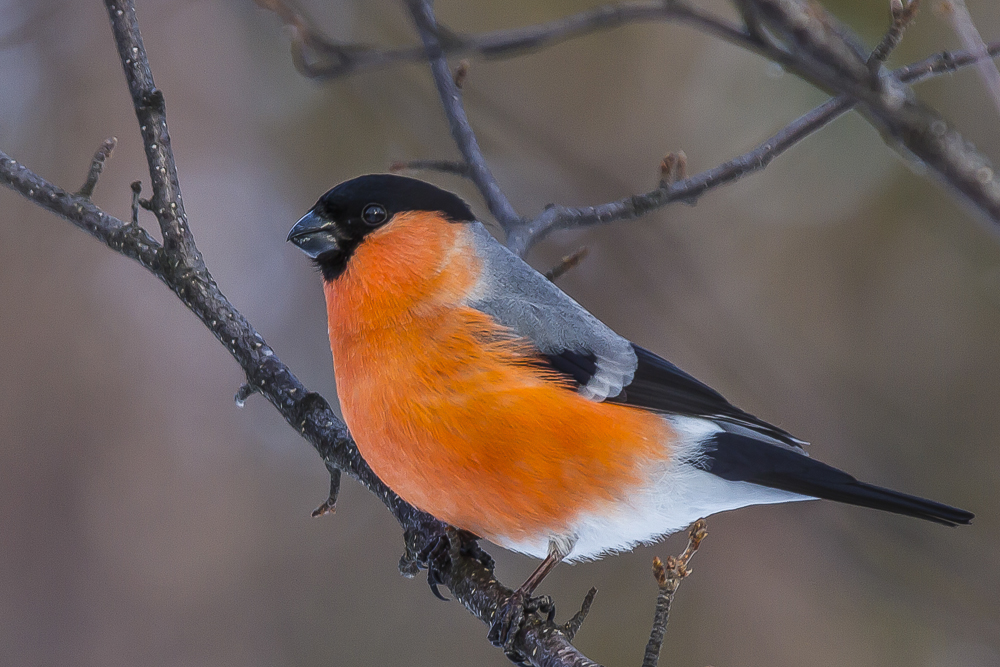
[941,0,1000,116]
[389,158,473,178]
[0,149,160,269]
[868,0,920,70]
[744,0,1000,225]
[405,0,522,231]
[504,34,1000,254]
[76,136,118,198]
[106,0,201,263]
[260,0,779,80]
[642,520,707,667]
[505,93,853,254]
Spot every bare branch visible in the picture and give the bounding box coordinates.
[378,0,997,255]
[868,0,920,69]
[505,31,1000,253]
[453,58,470,89]
[130,180,142,224]
[260,0,775,80]
[1,149,160,269]
[76,137,118,198]
[255,0,425,78]
[561,587,598,642]
[741,0,878,98]
[940,0,1000,116]
[311,464,342,517]
[506,94,854,254]
[744,0,1000,225]
[544,247,589,282]
[732,0,770,44]
[405,0,522,231]
[106,0,201,264]
[642,520,707,667]
[895,40,1000,83]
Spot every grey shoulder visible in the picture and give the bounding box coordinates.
[465,223,637,401]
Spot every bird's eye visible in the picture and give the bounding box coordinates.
[362,203,388,226]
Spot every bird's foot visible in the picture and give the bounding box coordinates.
[417,527,459,601]
[487,588,555,654]
[458,531,495,572]
[414,527,495,601]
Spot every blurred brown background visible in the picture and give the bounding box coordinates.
[1,1,998,665]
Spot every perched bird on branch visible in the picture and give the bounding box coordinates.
[287,173,973,644]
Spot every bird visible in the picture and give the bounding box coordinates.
[287,173,973,644]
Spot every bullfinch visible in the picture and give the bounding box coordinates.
[287,173,973,640]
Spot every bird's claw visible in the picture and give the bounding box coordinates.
[414,527,494,601]
[417,530,455,601]
[487,589,556,654]
[457,530,495,571]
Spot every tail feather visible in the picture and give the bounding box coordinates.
[700,432,974,526]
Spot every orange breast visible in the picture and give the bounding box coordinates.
[324,212,673,544]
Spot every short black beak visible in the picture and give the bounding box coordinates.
[287,210,339,259]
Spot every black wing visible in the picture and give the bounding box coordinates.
[543,343,804,447]
[540,349,599,387]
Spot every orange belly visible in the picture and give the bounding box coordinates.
[331,306,672,543]
[323,213,673,544]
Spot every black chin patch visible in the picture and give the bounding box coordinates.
[314,243,361,282]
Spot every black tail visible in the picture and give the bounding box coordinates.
[700,432,974,526]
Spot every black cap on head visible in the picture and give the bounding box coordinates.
[315,173,475,224]
[287,174,476,281]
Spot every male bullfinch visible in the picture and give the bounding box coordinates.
[288,174,972,640]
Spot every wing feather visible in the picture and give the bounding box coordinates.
[467,223,636,401]
[465,223,803,446]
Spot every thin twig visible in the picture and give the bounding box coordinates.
[1,150,160,269]
[868,0,920,70]
[506,94,853,254]
[311,465,343,517]
[732,0,769,44]
[894,40,1000,83]
[76,137,117,198]
[561,588,599,641]
[381,0,998,255]
[453,59,470,89]
[741,0,878,99]
[642,520,708,667]
[260,0,775,80]
[130,180,142,225]
[405,0,522,232]
[544,247,589,282]
[266,0,1000,244]
[940,0,1000,117]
